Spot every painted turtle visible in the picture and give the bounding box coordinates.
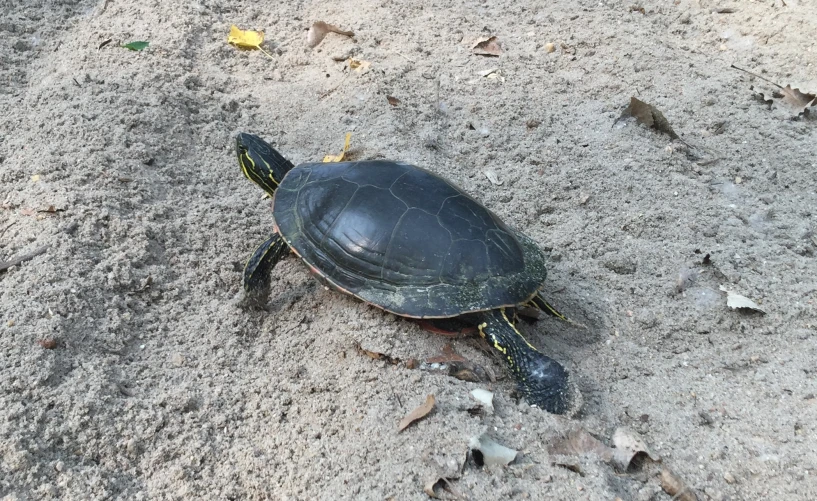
[235,133,571,414]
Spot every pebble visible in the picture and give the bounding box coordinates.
[724,472,736,484]
[544,42,555,53]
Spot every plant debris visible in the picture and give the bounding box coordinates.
[307,21,354,48]
[0,246,49,272]
[611,427,660,471]
[472,36,502,56]
[348,58,371,73]
[719,285,766,314]
[617,97,680,140]
[660,468,699,501]
[423,476,463,499]
[228,25,273,58]
[356,344,400,364]
[386,95,400,106]
[484,170,503,186]
[322,133,352,162]
[97,38,112,50]
[470,389,493,409]
[121,41,149,51]
[427,344,467,364]
[548,427,659,472]
[398,394,435,431]
[469,434,517,466]
[732,64,816,117]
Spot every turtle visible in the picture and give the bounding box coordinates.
[235,132,572,414]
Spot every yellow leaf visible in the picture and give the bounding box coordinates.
[322,133,352,162]
[349,59,371,72]
[228,25,273,59]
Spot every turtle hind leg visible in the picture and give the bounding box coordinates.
[242,233,289,308]
[477,308,570,414]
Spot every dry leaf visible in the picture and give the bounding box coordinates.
[548,428,614,462]
[228,25,273,59]
[470,389,494,409]
[307,21,354,48]
[423,477,463,499]
[619,97,679,140]
[719,285,766,313]
[427,344,467,364]
[19,208,36,216]
[484,170,503,186]
[398,394,435,431]
[469,434,517,466]
[611,427,660,471]
[357,344,400,364]
[660,469,699,501]
[386,95,400,106]
[780,85,817,110]
[472,36,502,56]
[348,58,371,73]
[322,133,352,162]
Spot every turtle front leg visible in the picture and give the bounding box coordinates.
[242,232,289,307]
[476,308,570,414]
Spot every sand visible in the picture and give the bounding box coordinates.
[2,0,816,499]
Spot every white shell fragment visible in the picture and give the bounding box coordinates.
[719,285,766,314]
[469,434,517,466]
[470,389,494,409]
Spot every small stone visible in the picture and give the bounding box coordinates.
[544,42,555,53]
[735,176,742,184]
[171,353,185,367]
[724,472,736,484]
[54,461,64,472]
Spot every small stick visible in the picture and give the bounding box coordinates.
[730,64,783,89]
[0,245,48,272]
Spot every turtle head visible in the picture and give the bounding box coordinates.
[235,133,294,197]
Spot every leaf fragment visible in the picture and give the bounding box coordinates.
[427,344,467,364]
[307,21,354,48]
[386,95,400,106]
[618,97,679,140]
[348,58,371,73]
[97,38,112,50]
[611,427,660,471]
[484,170,503,186]
[228,25,273,59]
[322,133,352,162]
[719,285,766,313]
[469,434,517,466]
[121,41,149,51]
[470,389,494,409]
[472,36,502,56]
[398,394,435,431]
[660,468,699,501]
[780,84,817,110]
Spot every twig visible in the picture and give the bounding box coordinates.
[730,64,783,89]
[0,245,48,272]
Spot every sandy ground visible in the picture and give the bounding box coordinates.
[2,0,816,499]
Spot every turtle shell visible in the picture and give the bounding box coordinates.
[271,161,547,318]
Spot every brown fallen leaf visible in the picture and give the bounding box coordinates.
[357,344,400,364]
[548,427,614,462]
[618,97,680,140]
[307,21,354,48]
[719,285,766,314]
[732,65,817,116]
[780,84,817,110]
[386,95,400,106]
[472,36,502,56]
[660,468,699,501]
[398,394,435,431]
[427,344,467,364]
[611,427,660,471]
